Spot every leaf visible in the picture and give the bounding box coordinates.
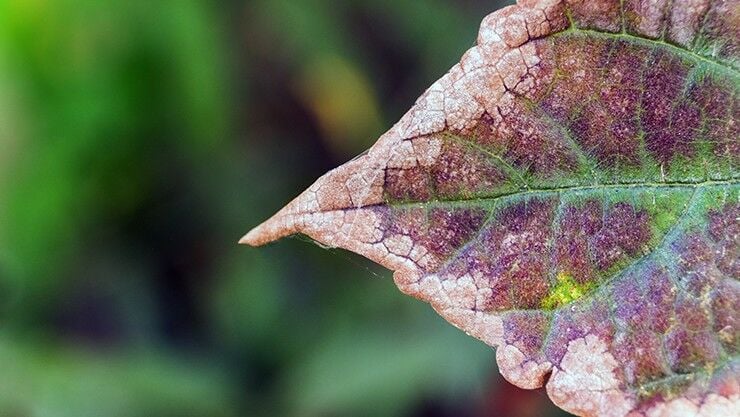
[242,1,739,416]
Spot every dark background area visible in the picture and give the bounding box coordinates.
[0,0,573,416]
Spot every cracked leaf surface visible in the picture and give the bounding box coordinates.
[242,1,739,416]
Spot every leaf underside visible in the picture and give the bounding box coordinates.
[243,1,739,416]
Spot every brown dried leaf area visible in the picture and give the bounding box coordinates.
[242,1,740,416]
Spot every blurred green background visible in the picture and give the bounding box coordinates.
[0,0,573,416]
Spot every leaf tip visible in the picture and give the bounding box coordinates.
[239,216,295,247]
[238,230,259,246]
[240,210,300,247]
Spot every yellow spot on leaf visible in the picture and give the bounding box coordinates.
[542,271,592,309]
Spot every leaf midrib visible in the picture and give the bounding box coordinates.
[382,179,737,209]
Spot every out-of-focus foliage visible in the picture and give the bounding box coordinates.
[0,0,571,416]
